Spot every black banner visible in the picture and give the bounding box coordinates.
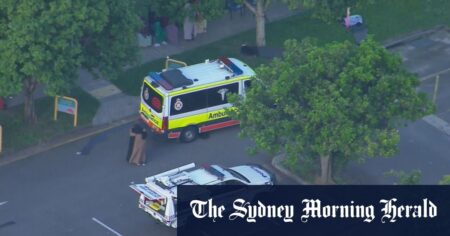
[177,186,450,236]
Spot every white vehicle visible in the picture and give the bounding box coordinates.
[130,163,274,228]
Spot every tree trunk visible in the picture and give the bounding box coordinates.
[24,77,37,124]
[255,0,266,47]
[319,155,333,184]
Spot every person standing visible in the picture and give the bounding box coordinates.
[127,124,147,166]
[183,2,195,40]
[152,20,167,46]
[194,11,207,36]
[345,7,351,31]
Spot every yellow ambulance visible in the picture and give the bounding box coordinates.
[139,57,254,142]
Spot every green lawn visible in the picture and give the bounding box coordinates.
[2,0,447,156]
[114,12,352,96]
[0,87,99,153]
[114,0,450,96]
[355,0,450,41]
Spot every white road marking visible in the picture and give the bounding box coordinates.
[0,201,7,206]
[422,115,450,136]
[420,67,450,81]
[92,217,122,236]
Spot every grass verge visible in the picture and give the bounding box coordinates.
[114,12,352,96]
[0,87,99,154]
[114,0,450,96]
[355,0,450,41]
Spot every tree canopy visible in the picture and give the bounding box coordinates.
[0,0,141,123]
[229,37,434,183]
[139,0,369,47]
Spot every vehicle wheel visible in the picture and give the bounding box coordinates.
[180,126,198,143]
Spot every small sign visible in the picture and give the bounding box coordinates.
[57,98,76,114]
[54,96,78,127]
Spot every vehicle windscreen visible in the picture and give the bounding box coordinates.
[226,168,250,183]
[142,82,163,113]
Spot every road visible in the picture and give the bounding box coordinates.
[0,125,295,236]
[345,28,450,184]
[2,28,450,236]
[345,119,450,184]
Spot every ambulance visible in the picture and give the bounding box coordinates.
[130,162,274,228]
[139,57,254,142]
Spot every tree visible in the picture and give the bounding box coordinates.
[239,0,370,47]
[0,0,141,123]
[385,170,422,185]
[439,175,450,185]
[146,0,368,47]
[238,0,301,47]
[229,37,434,184]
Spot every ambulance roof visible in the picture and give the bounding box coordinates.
[145,57,255,93]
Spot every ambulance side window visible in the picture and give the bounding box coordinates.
[207,83,239,107]
[170,91,207,115]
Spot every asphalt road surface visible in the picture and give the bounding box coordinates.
[345,28,450,184]
[0,125,296,236]
[2,28,450,236]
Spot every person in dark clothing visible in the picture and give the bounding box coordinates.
[126,124,148,166]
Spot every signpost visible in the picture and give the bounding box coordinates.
[54,96,78,127]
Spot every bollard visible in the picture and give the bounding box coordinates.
[432,75,440,105]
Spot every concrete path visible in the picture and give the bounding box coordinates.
[76,69,139,126]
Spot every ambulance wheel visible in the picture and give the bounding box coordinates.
[180,126,198,143]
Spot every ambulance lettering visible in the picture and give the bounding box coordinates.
[208,111,227,120]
